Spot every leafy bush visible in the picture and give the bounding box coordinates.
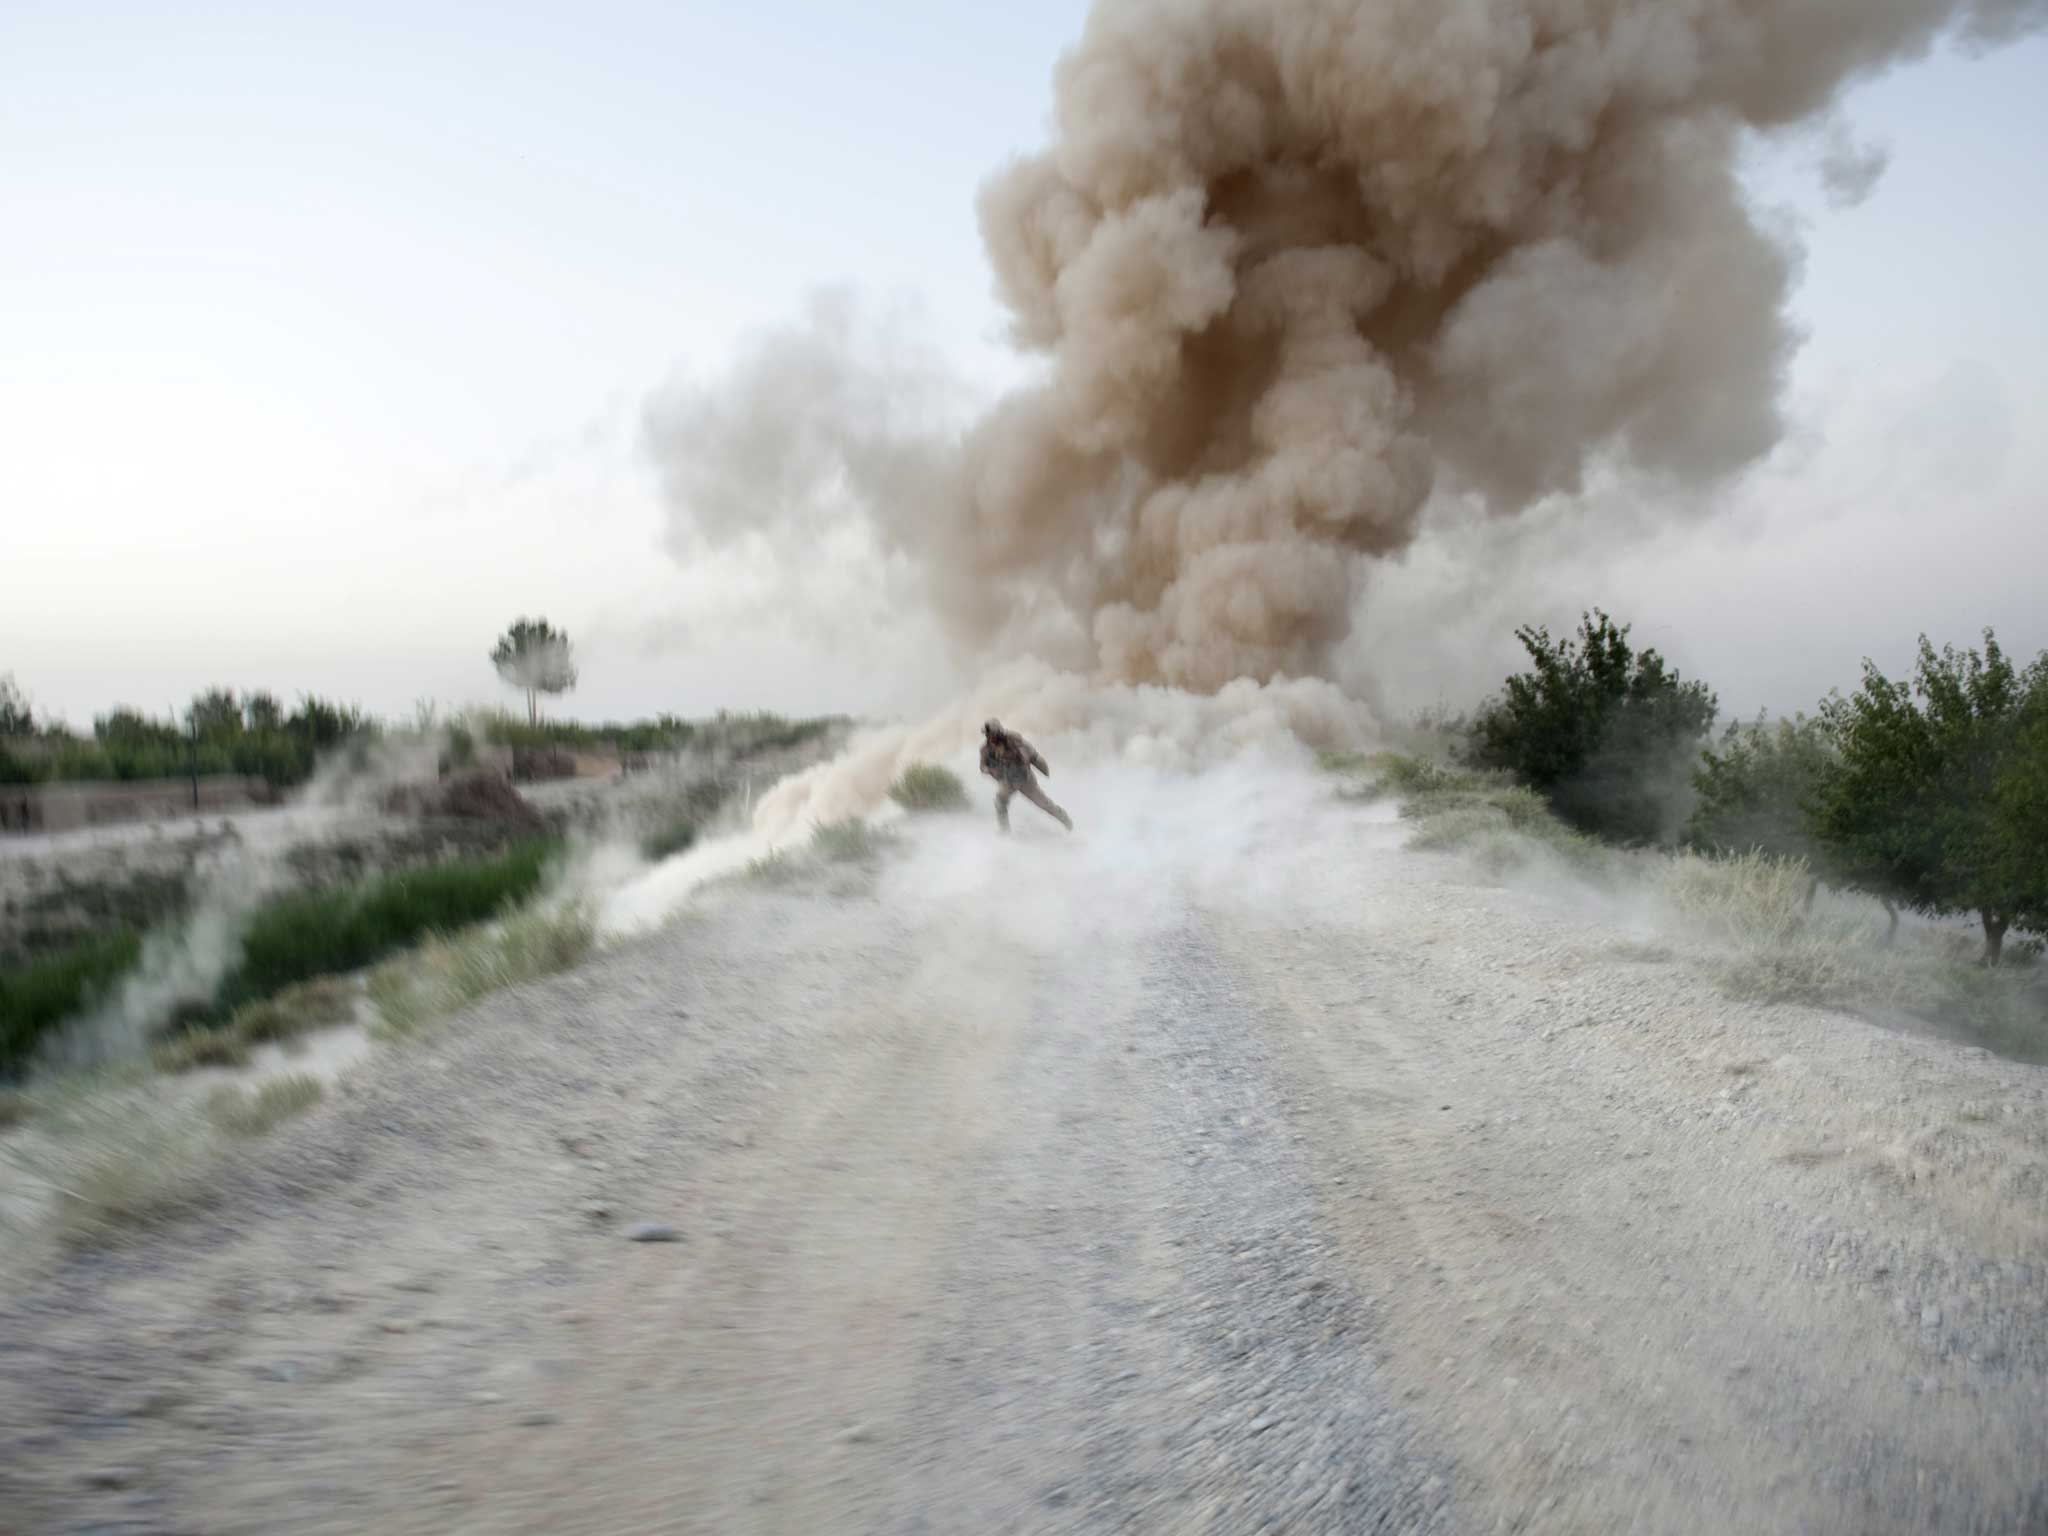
[889,763,969,813]
[1467,610,1717,845]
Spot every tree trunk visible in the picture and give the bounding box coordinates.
[1880,899,1899,947]
[527,688,538,728]
[1982,911,2008,967]
[1804,876,1821,912]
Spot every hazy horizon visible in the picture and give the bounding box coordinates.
[5,2,2045,735]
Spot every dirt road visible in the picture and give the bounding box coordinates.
[3,768,2044,1533]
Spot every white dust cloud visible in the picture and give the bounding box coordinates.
[597,655,1370,932]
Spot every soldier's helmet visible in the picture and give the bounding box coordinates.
[984,719,1001,737]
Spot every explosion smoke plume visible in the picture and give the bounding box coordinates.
[649,0,2042,697]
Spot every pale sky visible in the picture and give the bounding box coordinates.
[3,3,2045,731]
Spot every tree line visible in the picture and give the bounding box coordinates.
[0,681,372,790]
[1463,613,2047,965]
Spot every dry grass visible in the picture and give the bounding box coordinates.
[206,1073,324,1137]
[743,848,802,885]
[1658,851,2045,1058]
[368,899,596,1041]
[154,976,360,1075]
[889,763,969,813]
[812,819,892,865]
[1334,752,1606,873]
[1,1084,221,1248]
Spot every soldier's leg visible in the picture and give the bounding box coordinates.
[1021,778,1073,831]
[994,782,1014,832]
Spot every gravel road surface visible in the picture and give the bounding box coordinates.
[2,768,2043,1534]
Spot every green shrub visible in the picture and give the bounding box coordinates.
[215,839,558,1013]
[1467,609,1718,846]
[889,763,969,813]
[642,819,698,861]
[0,931,145,1078]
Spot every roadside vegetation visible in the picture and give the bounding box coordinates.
[1334,615,2048,1055]
[0,681,371,791]
[365,899,594,1040]
[1,932,146,1078]
[889,763,970,813]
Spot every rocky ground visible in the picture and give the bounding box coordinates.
[1,764,2042,1534]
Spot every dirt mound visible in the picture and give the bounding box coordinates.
[382,772,546,831]
[511,747,579,783]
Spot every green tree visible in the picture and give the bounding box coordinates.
[0,674,33,737]
[245,691,284,732]
[491,617,578,727]
[1815,631,2048,965]
[186,687,244,741]
[1467,610,1719,844]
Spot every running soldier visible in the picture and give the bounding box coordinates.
[978,719,1073,834]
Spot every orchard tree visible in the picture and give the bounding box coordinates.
[1814,631,2048,965]
[490,617,578,727]
[1467,609,1718,844]
[1686,714,1834,867]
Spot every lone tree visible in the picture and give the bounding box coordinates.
[491,617,578,727]
[1467,610,1718,845]
[1814,631,2048,965]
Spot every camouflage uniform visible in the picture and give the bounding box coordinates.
[979,721,1072,833]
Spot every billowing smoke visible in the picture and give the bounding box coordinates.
[647,0,2043,700]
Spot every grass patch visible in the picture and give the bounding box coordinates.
[151,1027,251,1074]
[812,819,891,865]
[889,763,969,813]
[225,976,358,1045]
[0,931,145,1078]
[215,838,559,1015]
[641,818,698,862]
[153,977,360,1076]
[743,849,802,885]
[367,900,595,1042]
[1343,753,1605,872]
[1659,851,2046,1059]
[206,1074,324,1137]
[1,1088,221,1249]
